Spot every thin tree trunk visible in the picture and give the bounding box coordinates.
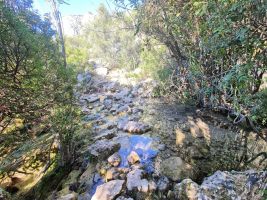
[49,0,67,68]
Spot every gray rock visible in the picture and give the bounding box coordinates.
[174,179,199,200]
[105,121,117,130]
[94,130,116,141]
[132,108,143,114]
[123,97,133,104]
[116,105,131,114]
[84,114,101,121]
[126,169,149,193]
[79,164,96,191]
[110,104,120,113]
[114,89,130,100]
[116,197,134,200]
[157,176,170,191]
[86,96,100,103]
[174,170,267,200]
[104,99,113,109]
[88,139,121,160]
[118,121,151,134]
[158,144,166,151]
[108,153,121,167]
[91,180,124,200]
[148,180,157,191]
[160,157,192,181]
[105,82,119,92]
[77,72,91,85]
[77,193,91,200]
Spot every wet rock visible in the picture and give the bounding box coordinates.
[174,179,199,200]
[160,157,192,181]
[126,169,149,193]
[57,193,78,200]
[118,121,151,134]
[127,151,140,165]
[88,139,121,160]
[92,180,124,200]
[158,144,166,151]
[108,153,121,167]
[157,176,170,191]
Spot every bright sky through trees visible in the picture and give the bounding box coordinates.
[33,0,114,16]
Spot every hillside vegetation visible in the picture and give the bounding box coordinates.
[0,0,266,199]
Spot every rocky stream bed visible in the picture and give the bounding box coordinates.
[53,69,267,200]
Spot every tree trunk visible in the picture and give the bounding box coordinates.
[49,0,67,68]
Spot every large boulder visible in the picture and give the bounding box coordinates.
[174,170,267,200]
[160,157,192,181]
[126,169,153,193]
[78,164,97,195]
[91,180,125,200]
[88,139,121,160]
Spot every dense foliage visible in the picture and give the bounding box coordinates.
[115,0,267,126]
[0,0,79,186]
[0,0,266,198]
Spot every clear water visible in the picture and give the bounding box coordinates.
[90,135,158,198]
[118,135,158,173]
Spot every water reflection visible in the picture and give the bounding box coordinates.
[118,135,158,173]
[89,174,104,196]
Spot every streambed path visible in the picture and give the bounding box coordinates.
[56,69,267,200]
